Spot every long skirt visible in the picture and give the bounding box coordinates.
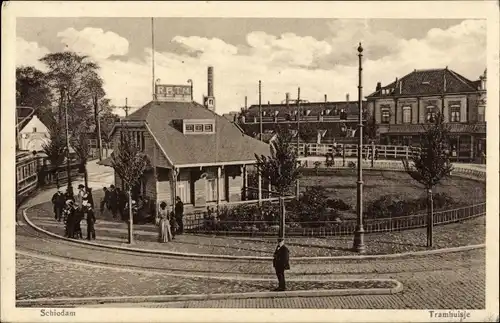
[159,219,172,242]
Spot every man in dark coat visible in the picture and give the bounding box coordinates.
[109,185,118,219]
[84,202,96,240]
[174,196,184,234]
[273,238,290,291]
[51,188,66,221]
[65,201,76,238]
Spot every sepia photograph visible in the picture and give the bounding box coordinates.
[1,1,499,322]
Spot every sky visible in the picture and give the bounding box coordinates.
[16,18,486,115]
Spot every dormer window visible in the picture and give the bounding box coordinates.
[32,127,37,133]
[183,119,215,134]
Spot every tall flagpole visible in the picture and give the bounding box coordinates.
[151,17,155,101]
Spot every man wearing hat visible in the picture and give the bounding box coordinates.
[273,238,290,291]
[51,187,66,222]
[83,200,96,240]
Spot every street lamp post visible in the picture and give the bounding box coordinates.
[353,43,366,253]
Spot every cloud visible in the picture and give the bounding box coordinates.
[57,27,129,60]
[172,36,238,55]
[246,31,332,67]
[15,20,486,115]
[16,37,50,70]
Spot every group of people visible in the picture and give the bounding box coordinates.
[51,184,96,240]
[157,196,184,242]
[53,186,291,291]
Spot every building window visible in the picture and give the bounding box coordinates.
[426,106,436,123]
[306,110,311,116]
[185,124,194,132]
[450,105,460,122]
[381,108,390,124]
[32,127,37,133]
[325,109,331,115]
[478,106,485,122]
[402,106,411,124]
[194,124,204,132]
[204,124,213,132]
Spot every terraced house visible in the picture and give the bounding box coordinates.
[236,93,371,146]
[104,67,270,211]
[367,68,487,163]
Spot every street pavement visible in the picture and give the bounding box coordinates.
[14,159,488,309]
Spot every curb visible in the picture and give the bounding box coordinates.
[23,207,485,261]
[16,280,403,307]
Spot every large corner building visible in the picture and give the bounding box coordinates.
[367,68,487,162]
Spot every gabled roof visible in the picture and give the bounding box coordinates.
[120,100,270,166]
[17,106,56,132]
[244,100,366,118]
[367,68,481,98]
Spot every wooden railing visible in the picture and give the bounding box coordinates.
[294,143,421,159]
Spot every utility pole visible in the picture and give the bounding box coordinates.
[353,42,366,253]
[120,98,131,117]
[296,87,301,155]
[64,90,73,195]
[259,80,262,141]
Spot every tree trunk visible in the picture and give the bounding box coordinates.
[279,196,286,240]
[55,169,59,187]
[427,188,434,248]
[128,189,134,244]
[83,163,89,189]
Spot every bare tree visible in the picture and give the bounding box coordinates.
[402,113,453,247]
[110,128,150,244]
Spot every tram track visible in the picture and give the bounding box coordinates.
[16,214,484,280]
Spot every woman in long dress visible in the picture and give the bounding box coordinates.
[158,202,172,242]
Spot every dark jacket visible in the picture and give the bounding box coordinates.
[273,245,290,271]
[86,208,96,223]
[52,192,66,210]
[175,201,184,217]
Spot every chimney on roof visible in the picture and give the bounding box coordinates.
[244,96,247,110]
[285,93,290,107]
[376,82,382,91]
[399,80,403,94]
[204,66,216,112]
[346,93,350,102]
[324,94,327,102]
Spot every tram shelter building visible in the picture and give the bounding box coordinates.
[102,67,271,212]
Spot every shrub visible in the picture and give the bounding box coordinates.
[365,193,457,219]
[327,198,351,211]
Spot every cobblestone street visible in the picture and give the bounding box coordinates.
[14,160,488,309]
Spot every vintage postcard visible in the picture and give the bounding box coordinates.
[1,1,499,322]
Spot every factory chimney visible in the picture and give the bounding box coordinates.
[324,94,327,103]
[204,66,216,112]
[285,93,290,107]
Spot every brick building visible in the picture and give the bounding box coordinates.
[236,93,371,145]
[104,67,270,210]
[367,68,487,162]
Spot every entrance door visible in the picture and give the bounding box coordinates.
[206,178,217,202]
[177,171,192,204]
